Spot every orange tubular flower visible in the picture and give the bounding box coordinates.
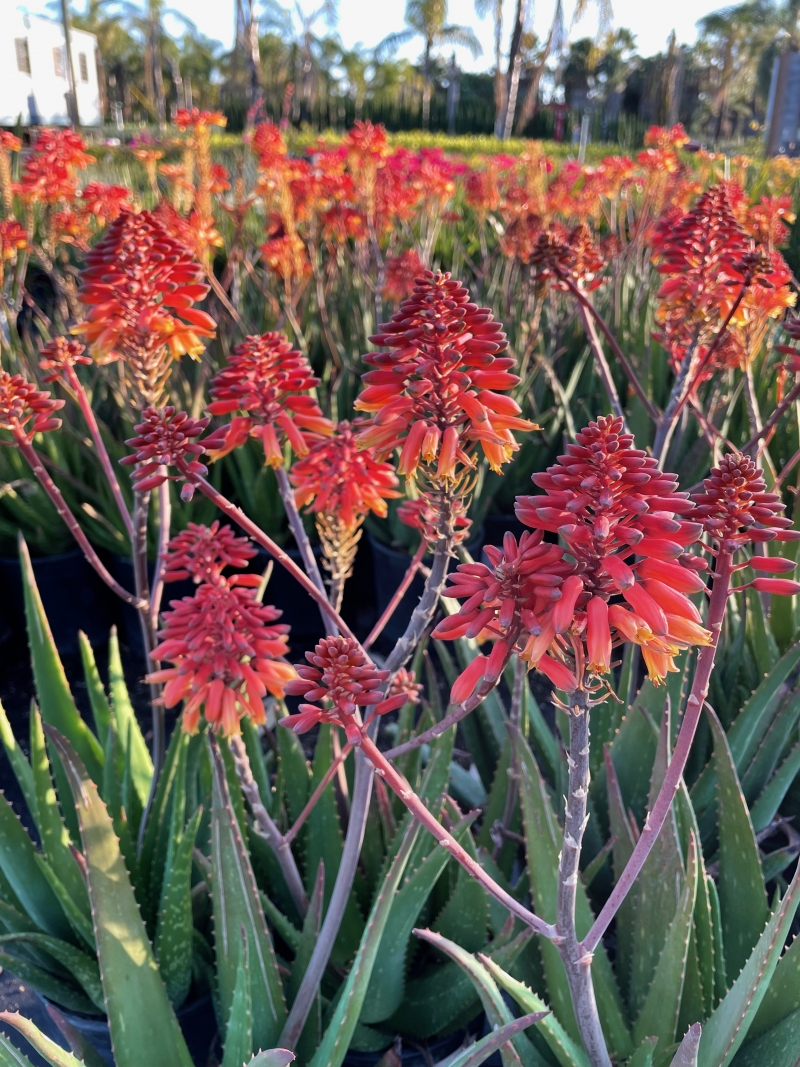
[76,182,133,227]
[149,579,295,736]
[39,338,92,383]
[530,222,607,292]
[356,270,537,479]
[0,373,64,443]
[291,420,400,532]
[207,332,332,466]
[14,128,92,204]
[164,521,257,585]
[76,210,215,405]
[382,249,427,304]
[282,636,405,746]
[433,530,572,702]
[0,220,27,286]
[515,415,712,687]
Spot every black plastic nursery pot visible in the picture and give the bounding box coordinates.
[368,528,483,649]
[110,556,195,656]
[45,992,217,1067]
[250,544,331,644]
[0,548,116,656]
[481,512,528,549]
[342,1027,467,1066]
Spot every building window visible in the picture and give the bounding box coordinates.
[53,47,65,79]
[15,38,30,74]
[78,52,88,82]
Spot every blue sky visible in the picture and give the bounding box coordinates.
[22,0,729,68]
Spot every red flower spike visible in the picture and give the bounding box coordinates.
[208,332,332,465]
[433,529,571,701]
[121,406,210,491]
[164,521,257,585]
[39,338,92,383]
[76,210,214,403]
[282,636,396,739]
[290,420,400,533]
[0,373,64,442]
[693,453,800,552]
[149,582,295,736]
[516,415,712,686]
[386,667,423,706]
[356,270,538,478]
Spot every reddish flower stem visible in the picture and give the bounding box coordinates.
[150,476,171,626]
[582,550,732,955]
[364,541,427,650]
[284,741,353,846]
[563,278,659,421]
[383,674,505,759]
[359,733,558,941]
[14,434,143,608]
[574,299,626,427]
[180,464,364,652]
[66,367,134,540]
[742,378,800,457]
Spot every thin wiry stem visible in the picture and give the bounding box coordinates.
[365,541,427,650]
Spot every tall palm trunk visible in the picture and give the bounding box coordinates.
[492,0,506,137]
[422,39,432,129]
[150,18,167,127]
[514,1,562,134]
[502,0,526,138]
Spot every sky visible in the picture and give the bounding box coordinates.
[21,0,730,68]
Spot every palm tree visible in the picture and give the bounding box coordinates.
[378,0,481,129]
[102,0,198,126]
[474,0,505,135]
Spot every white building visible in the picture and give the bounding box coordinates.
[1,9,102,127]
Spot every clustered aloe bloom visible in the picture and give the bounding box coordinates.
[0,372,64,442]
[38,337,93,383]
[282,636,407,745]
[149,575,296,736]
[164,521,257,585]
[433,530,572,699]
[208,331,332,466]
[356,270,536,479]
[121,406,211,493]
[511,414,712,688]
[76,210,215,404]
[694,453,800,596]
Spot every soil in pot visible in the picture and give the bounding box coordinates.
[0,548,116,656]
[44,991,217,1067]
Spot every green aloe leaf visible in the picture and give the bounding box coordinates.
[729,1009,800,1067]
[107,630,152,810]
[0,933,103,1010]
[241,717,272,813]
[629,708,686,1018]
[413,929,546,1067]
[222,936,253,1067]
[0,790,71,940]
[748,921,800,1037]
[698,863,800,1067]
[632,834,699,1050]
[360,809,477,1024]
[691,644,800,815]
[29,707,90,917]
[46,728,194,1067]
[78,632,112,750]
[0,700,36,819]
[277,725,310,826]
[739,687,800,805]
[0,1012,85,1067]
[626,1037,657,1067]
[512,726,631,1060]
[443,1013,553,1067]
[0,949,96,1014]
[210,739,286,1054]
[19,538,103,804]
[155,807,202,1008]
[706,708,768,984]
[33,855,94,950]
[477,953,591,1067]
[432,823,489,953]
[389,924,532,1039]
[670,1024,701,1067]
[246,1053,295,1067]
[307,816,422,1067]
[749,741,800,835]
[605,746,636,990]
